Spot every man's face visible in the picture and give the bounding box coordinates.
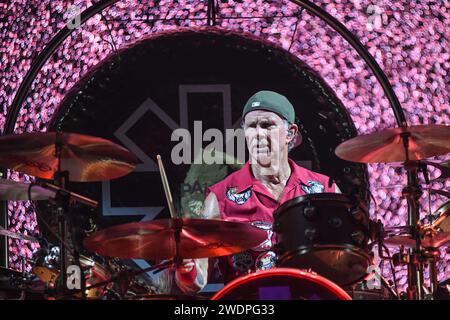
[244,110,288,168]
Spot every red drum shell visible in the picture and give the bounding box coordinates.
[211,268,351,300]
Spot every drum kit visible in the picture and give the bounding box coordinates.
[0,123,448,300]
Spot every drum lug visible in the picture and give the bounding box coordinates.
[305,228,319,241]
[303,206,318,219]
[351,230,365,245]
[349,207,364,222]
[328,217,343,228]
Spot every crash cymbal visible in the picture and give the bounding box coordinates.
[83,218,267,260]
[0,132,139,182]
[0,179,55,201]
[0,226,39,242]
[335,125,450,163]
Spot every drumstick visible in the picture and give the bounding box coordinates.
[157,155,177,219]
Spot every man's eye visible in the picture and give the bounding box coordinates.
[262,123,276,129]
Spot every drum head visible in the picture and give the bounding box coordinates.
[278,246,370,286]
[211,268,351,300]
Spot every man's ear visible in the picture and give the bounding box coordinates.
[287,124,298,142]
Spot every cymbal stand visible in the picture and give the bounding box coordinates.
[53,132,86,298]
[400,132,424,300]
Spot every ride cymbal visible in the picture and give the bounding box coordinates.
[335,125,450,163]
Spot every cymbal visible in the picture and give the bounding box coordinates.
[0,266,22,278]
[0,132,139,182]
[335,125,450,163]
[384,232,450,249]
[0,179,55,201]
[83,218,268,260]
[0,226,39,243]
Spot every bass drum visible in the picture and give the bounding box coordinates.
[211,268,351,300]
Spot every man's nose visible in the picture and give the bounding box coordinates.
[256,125,266,138]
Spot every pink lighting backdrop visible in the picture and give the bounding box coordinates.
[0,0,448,291]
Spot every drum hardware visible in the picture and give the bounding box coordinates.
[336,124,450,300]
[346,272,398,300]
[429,189,450,198]
[53,259,174,300]
[1,125,448,300]
[0,131,137,299]
[417,159,450,182]
[0,226,40,243]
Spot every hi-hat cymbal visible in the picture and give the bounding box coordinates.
[0,178,98,207]
[0,179,55,200]
[83,218,268,260]
[384,232,450,249]
[0,226,39,243]
[0,132,139,182]
[335,125,450,163]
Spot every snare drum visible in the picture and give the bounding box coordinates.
[273,193,371,286]
[211,268,351,300]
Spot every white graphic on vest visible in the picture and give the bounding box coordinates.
[301,180,325,194]
[251,221,274,252]
[232,251,254,272]
[226,188,252,205]
[255,251,277,270]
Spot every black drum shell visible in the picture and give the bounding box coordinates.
[273,193,371,286]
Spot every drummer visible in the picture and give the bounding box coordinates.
[175,90,341,293]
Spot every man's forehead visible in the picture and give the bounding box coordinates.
[244,110,284,122]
